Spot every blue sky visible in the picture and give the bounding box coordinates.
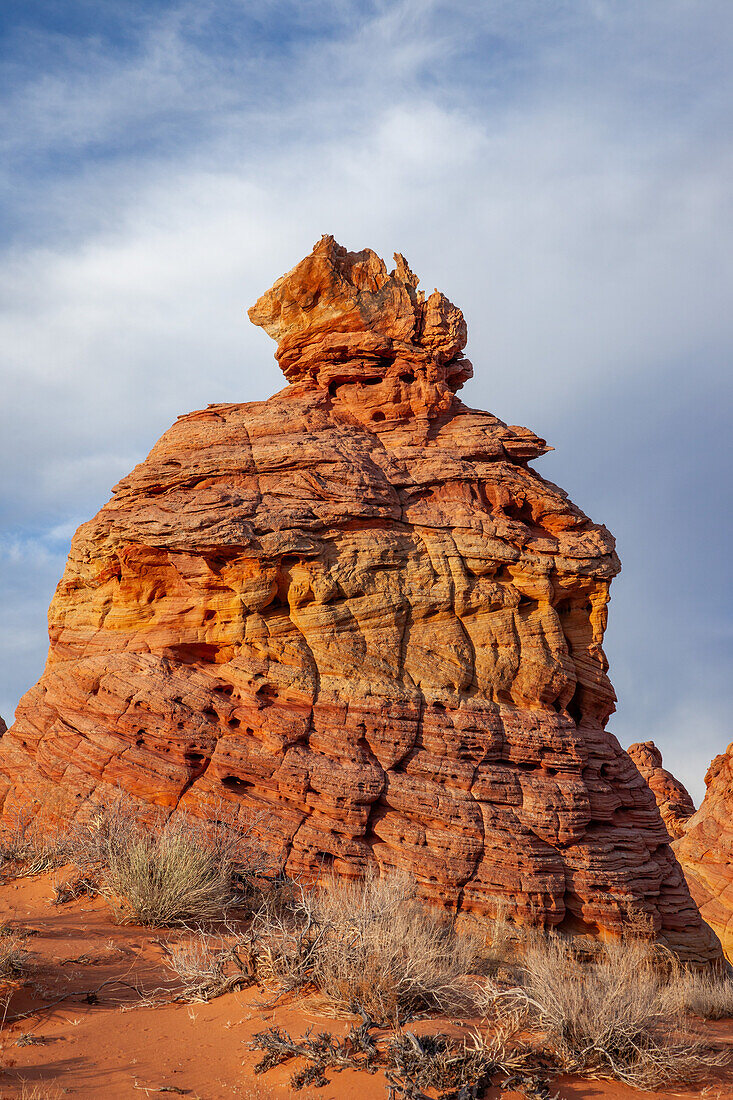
[1,0,731,801]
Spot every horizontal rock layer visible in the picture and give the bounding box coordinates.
[0,237,720,963]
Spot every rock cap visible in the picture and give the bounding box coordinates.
[248,236,473,402]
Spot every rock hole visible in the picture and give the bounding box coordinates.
[362,377,382,387]
[566,688,583,726]
[255,683,279,703]
[371,410,386,422]
[203,610,216,622]
[399,372,415,384]
[221,775,248,792]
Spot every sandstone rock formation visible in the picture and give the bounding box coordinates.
[627,741,696,840]
[0,236,720,962]
[674,744,733,960]
[0,716,6,738]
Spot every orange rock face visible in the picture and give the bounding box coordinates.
[0,237,720,962]
[627,741,696,840]
[674,745,733,961]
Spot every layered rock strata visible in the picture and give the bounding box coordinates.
[0,236,720,962]
[627,741,696,840]
[674,744,733,961]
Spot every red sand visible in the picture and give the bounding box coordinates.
[0,870,731,1099]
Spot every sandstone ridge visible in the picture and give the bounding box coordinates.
[0,238,720,963]
[627,741,696,840]
[674,743,733,961]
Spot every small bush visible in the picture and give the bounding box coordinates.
[100,816,237,926]
[504,933,727,1088]
[664,968,733,1020]
[257,870,484,1025]
[165,927,256,1001]
[0,813,66,878]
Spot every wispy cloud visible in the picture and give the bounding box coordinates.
[1,0,731,798]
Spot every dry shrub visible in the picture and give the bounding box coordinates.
[503,933,728,1088]
[250,1021,550,1097]
[100,815,238,926]
[66,801,270,927]
[663,967,733,1020]
[258,871,483,1025]
[0,813,66,878]
[0,934,29,1020]
[164,927,256,1001]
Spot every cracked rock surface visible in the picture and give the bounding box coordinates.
[0,236,720,962]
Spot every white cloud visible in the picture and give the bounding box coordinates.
[0,0,731,795]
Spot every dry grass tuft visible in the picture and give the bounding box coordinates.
[101,816,237,926]
[0,814,66,878]
[63,801,272,928]
[663,967,733,1020]
[13,1084,64,1100]
[255,870,484,1025]
[490,933,730,1089]
[0,935,27,983]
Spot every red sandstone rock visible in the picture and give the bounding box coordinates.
[0,237,720,963]
[627,741,696,840]
[674,745,733,961]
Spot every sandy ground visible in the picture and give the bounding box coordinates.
[0,870,731,1100]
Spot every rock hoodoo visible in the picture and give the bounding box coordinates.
[0,237,720,962]
[674,744,733,961]
[627,741,696,840]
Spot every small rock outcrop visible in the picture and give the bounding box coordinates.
[627,741,696,840]
[674,744,733,961]
[0,237,721,962]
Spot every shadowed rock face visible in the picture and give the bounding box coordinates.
[674,744,733,961]
[627,741,696,840]
[0,236,721,962]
